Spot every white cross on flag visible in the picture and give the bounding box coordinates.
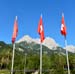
[38,15,45,43]
[61,13,67,37]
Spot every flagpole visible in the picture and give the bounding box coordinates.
[24,53,27,74]
[40,42,42,74]
[11,43,15,74]
[64,37,70,74]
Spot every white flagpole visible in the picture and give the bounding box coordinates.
[40,42,42,74]
[65,37,70,74]
[11,43,15,74]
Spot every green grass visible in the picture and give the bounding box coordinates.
[0,70,10,74]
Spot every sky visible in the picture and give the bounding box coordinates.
[0,0,75,47]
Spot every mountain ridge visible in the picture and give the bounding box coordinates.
[16,35,75,53]
[16,35,59,49]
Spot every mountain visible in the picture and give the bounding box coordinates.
[16,35,33,43]
[0,35,74,57]
[16,35,75,53]
[16,35,59,49]
[16,41,75,56]
[16,35,61,55]
[16,41,52,55]
[65,45,75,53]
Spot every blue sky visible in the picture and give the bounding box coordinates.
[0,0,75,47]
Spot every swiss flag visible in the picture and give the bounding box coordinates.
[12,16,18,43]
[61,13,67,37]
[38,15,45,43]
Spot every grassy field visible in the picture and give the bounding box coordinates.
[0,70,10,74]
